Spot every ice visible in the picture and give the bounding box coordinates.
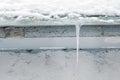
[76,23,81,66]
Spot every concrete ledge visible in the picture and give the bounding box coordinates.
[0,25,120,38]
[0,37,120,49]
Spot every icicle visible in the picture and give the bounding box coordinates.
[76,23,81,66]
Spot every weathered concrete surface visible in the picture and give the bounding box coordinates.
[25,25,102,37]
[80,25,103,37]
[25,26,75,37]
[25,25,120,37]
[104,26,120,36]
[0,25,120,38]
[4,27,24,38]
[0,49,120,80]
[0,28,5,38]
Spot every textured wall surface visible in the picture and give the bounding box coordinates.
[0,25,120,80]
[0,49,120,80]
[0,25,120,38]
[25,26,75,37]
[0,28,5,38]
[4,27,24,38]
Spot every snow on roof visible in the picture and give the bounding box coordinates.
[0,0,120,25]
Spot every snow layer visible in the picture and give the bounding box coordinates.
[0,0,120,24]
[0,50,120,80]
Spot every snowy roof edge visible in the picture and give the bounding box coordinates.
[0,19,120,27]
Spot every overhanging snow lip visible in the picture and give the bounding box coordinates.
[0,20,120,27]
[0,15,120,26]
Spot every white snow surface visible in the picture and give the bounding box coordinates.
[0,0,120,25]
[0,50,120,80]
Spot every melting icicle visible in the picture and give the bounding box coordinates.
[72,23,81,80]
[76,23,81,66]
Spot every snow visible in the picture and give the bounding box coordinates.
[0,50,120,80]
[0,0,120,25]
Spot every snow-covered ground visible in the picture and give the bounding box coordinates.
[0,0,120,25]
[0,50,120,80]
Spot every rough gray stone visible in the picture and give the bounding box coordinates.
[25,25,103,37]
[104,25,120,36]
[80,25,103,37]
[0,25,120,38]
[0,28,5,38]
[4,27,24,38]
[25,26,75,37]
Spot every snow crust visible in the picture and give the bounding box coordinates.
[0,0,120,24]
